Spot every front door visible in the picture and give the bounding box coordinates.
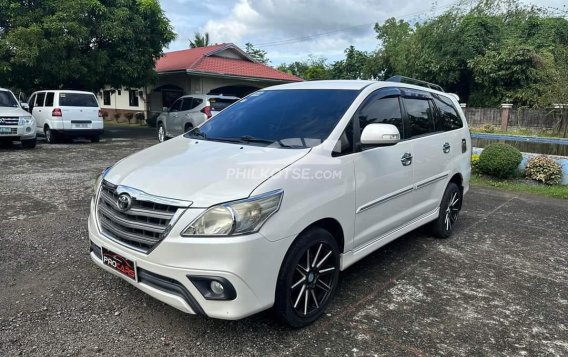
[166,98,183,136]
[353,90,416,250]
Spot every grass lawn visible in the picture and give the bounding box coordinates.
[470,175,568,200]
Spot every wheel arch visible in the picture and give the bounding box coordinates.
[449,172,464,192]
[296,218,345,254]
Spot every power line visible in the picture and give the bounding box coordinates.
[254,0,460,49]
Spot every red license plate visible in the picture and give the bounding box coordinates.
[101,247,137,281]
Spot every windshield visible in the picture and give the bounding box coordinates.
[0,90,19,108]
[59,93,98,107]
[186,89,358,148]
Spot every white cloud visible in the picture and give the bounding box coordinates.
[160,0,568,65]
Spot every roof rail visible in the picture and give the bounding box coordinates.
[386,75,444,92]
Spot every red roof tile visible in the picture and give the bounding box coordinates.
[155,44,302,82]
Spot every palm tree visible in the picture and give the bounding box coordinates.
[189,32,210,48]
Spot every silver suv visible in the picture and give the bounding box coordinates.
[0,88,36,148]
[157,94,239,142]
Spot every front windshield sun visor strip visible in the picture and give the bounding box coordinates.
[181,189,284,237]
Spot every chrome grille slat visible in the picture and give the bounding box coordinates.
[0,117,19,126]
[97,181,185,253]
[98,204,166,233]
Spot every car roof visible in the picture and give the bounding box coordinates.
[32,90,95,95]
[180,94,240,100]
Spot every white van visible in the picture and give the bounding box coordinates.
[28,90,103,143]
[88,78,471,327]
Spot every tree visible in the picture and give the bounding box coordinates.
[278,55,331,80]
[0,0,175,93]
[244,42,269,64]
[189,32,210,48]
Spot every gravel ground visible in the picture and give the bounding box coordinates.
[1,131,567,356]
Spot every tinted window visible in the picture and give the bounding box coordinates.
[186,89,358,148]
[433,94,463,131]
[0,91,19,108]
[209,98,237,112]
[36,92,46,107]
[180,98,193,111]
[404,98,434,138]
[192,98,204,109]
[59,93,98,107]
[45,92,55,107]
[359,96,403,136]
[169,99,183,112]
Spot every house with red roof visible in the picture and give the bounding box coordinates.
[97,43,302,119]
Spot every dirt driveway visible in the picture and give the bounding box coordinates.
[1,134,567,356]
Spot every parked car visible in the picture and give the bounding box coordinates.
[156,94,239,142]
[28,90,104,143]
[145,111,160,128]
[0,88,37,148]
[89,78,471,327]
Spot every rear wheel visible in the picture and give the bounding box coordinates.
[429,182,462,238]
[158,123,167,143]
[274,227,340,328]
[45,127,57,144]
[184,123,193,133]
[21,138,37,149]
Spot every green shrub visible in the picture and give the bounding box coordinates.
[124,112,134,123]
[481,124,495,133]
[478,144,522,178]
[471,154,480,174]
[113,111,121,122]
[525,155,562,185]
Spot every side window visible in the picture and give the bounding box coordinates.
[129,90,139,107]
[403,97,435,138]
[45,92,55,107]
[35,92,46,107]
[180,98,193,111]
[359,96,403,136]
[433,95,463,131]
[169,99,182,112]
[192,98,204,108]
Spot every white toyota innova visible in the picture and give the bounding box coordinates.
[28,90,103,143]
[89,78,471,327]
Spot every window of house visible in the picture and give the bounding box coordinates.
[403,97,435,138]
[433,94,463,131]
[103,90,111,106]
[359,96,403,136]
[44,92,55,107]
[129,90,139,107]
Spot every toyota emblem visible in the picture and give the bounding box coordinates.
[116,193,132,212]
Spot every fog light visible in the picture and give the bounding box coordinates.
[210,281,224,295]
[26,127,32,133]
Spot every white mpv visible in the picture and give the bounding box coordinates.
[89,79,471,327]
[28,90,103,143]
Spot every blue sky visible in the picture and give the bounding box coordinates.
[159,0,568,66]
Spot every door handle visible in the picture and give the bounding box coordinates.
[443,142,451,154]
[401,152,413,166]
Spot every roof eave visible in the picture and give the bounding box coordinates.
[183,69,302,82]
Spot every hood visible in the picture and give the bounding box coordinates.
[105,136,310,207]
[0,106,28,117]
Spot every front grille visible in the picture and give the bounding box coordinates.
[0,117,19,126]
[96,181,183,253]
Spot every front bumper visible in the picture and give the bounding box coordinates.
[87,205,293,320]
[0,125,36,141]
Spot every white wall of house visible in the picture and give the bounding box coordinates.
[97,85,146,113]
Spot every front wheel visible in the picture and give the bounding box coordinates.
[429,182,462,238]
[274,227,340,328]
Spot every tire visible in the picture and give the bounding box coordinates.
[274,227,340,328]
[21,138,37,149]
[45,127,57,144]
[429,182,462,238]
[157,123,167,143]
[90,136,100,143]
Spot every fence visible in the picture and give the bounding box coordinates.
[464,106,568,137]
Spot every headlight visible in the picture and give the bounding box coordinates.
[182,190,283,236]
[94,166,112,196]
[19,116,34,126]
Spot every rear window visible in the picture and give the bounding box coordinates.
[59,93,98,107]
[209,98,238,111]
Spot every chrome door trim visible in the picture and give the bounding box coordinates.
[356,186,414,214]
[415,173,449,190]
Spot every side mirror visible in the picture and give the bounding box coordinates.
[162,106,169,112]
[20,102,30,111]
[360,123,400,146]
